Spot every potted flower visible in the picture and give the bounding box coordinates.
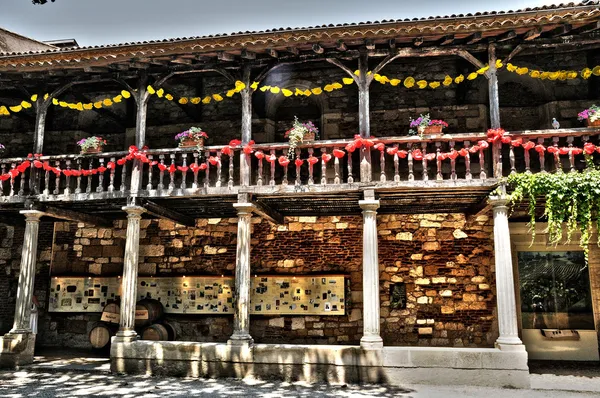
[77,137,106,154]
[284,116,319,157]
[409,113,449,137]
[175,127,208,148]
[578,105,600,127]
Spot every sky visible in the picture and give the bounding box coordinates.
[2,0,562,47]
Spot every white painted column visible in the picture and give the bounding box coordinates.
[228,202,255,345]
[115,205,146,342]
[10,211,43,333]
[359,198,383,349]
[490,196,524,350]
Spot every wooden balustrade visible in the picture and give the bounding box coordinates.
[1,128,598,203]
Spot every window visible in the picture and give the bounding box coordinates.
[518,251,595,330]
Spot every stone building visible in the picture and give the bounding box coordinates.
[1,1,600,388]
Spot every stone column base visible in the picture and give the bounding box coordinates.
[0,332,36,369]
[360,335,384,350]
[228,334,254,347]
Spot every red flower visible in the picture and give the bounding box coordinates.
[81,170,91,177]
[362,139,375,148]
[208,156,219,166]
[469,145,480,153]
[397,150,408,158]
[522,141,535,150]
[72,170,82,177]
[308,156,319,165]
[97,166,107,173]
[33,160,43,168]
[558,147,570,155]
[345,142,356,152]
[295,158,304,167]
[128,145,138,153]
[572,148,583,155]
[412,149,423,161]
[478,141,489,149]
[534,144,546,153]
[547,146,559,154]
[229,139,242,147]
[333,149,346,158]
[199,163,208,171]
[136,153,149,163]
[501,136,512,144]
[447,150,459,160]
[267,154,277,163]
[9,169,20,178]
[386,147,398,156]
[584,143,596,155]
[458,148,469,157]
[437,153,448,161]
[321,153,332,163]
[52,168,61,175]
[0,174,10,181]
[190,163,200,172]
[374,143,385,151]
[254,151,265,160]
[425,153,436,161]
[150,161,158,166]
[168,164,176,173]
[117,158,127,166]
[278,156,290,167]
[63,170,72,177]
[177,166,189,172]
[158,164,168,172]
[107,161,116,169]
[243,142,254,155]
[222,146,232,156]
[510,138,522,147]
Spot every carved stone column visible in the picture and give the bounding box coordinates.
[0,210,43,368]
[490,196,525,351]
[359,197,383,349]
[115,206,146,342]
[228,202,255,345]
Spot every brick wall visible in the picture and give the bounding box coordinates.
[40,211,497,348]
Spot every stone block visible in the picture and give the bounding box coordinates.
[420,220,441,228]
[291,318,305,330]
[418,327,433,335]
[423,242,440,251]
[415,278,430,285]
[396,232,413,241]
[139,245,164,257]
[268,317,285,328]
[81,228,98,238]
[462,293,478,302]
[453,229,468,239]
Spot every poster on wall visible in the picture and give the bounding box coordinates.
[49,277,121,312]
[49,275,346,316]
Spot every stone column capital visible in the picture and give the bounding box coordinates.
[359,199,380,212]
[18,210,43,223]
[233,202,256,216]
[488,195,510,208]
[122,205,146,218]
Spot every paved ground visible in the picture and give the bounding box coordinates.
[1,370,600,398]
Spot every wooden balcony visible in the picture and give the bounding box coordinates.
[1,128,598,219]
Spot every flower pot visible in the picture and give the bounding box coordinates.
[423,125,444,135]
[81,147,102,155]
[303,132,316,142]
[587,119,600,127]
[179,137,204,148]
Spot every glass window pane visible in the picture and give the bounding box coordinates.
[518,251,595,330]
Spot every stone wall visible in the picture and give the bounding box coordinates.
[37,211,497,349]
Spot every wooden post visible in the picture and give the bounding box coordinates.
[358,52,372,182]
[30,99,49,194]
[240,66,252,186]
[129,77,150,201]
[488,44,503,178]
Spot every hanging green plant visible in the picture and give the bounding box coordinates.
[506,158,600,249]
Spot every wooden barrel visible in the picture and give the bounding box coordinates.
[135,299,164,327]
[89,323,117,349]
[141,324,169,341]
[100,302,120,324]
[162,321,177,341]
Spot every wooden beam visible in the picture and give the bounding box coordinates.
[388,38,396,49]
[365,39,376,50]
[287,47,299,56]
[217,52,235,62]
[466,32,483,45]
[241,49,256,60]
[413,37,424,47]
[496,30,516,42]
[266,48,279,58]
[578,21,600,34]
[549,24,572,37]
[171,57,193,65]
[129,62,150,69]
[83,66,109,73]
[524,27,543,41]
[440,35,454,46]
[35,205,113,227]
[335,40,347,52]
[253,200,284,225]
[312,44,324,54]
[139,199,196,227]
